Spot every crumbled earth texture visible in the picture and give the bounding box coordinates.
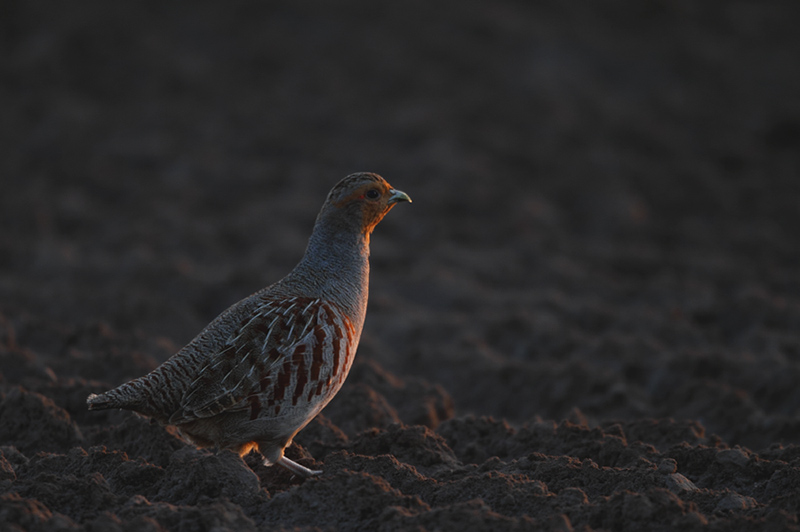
[2,1,800,531]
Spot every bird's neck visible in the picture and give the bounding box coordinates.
[283,211,371,325]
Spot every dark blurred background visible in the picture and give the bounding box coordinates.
[1,0,799,447]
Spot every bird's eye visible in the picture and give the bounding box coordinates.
[365,189,381,200]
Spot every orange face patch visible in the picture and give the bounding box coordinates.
[332,181,397,232]
[361,185,397,232]
[331,180,388,205]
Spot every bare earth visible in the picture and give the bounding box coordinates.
[2,1,800,531]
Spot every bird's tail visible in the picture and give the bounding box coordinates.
[86,391,117,411]
[86,381,145,412]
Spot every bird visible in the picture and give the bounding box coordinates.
[87,172,411,478]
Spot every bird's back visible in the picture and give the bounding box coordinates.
[88,289,359,432]
[86,292,266,421]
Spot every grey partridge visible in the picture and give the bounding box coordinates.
[87,173,411,478]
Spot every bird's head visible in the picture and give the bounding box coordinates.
[324,172,412,236]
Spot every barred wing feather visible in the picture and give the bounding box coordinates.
[168,296,321,424]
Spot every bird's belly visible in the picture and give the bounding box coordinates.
[175,360,354,452]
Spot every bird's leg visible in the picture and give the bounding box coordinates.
[275,455,322,478]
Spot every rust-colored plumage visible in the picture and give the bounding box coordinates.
[87,173,411,477]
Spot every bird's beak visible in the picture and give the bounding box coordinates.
[388,189,412,204]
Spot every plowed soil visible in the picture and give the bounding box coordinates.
[2,1,800,531]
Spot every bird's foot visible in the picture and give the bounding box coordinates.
[275,455,322,478]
